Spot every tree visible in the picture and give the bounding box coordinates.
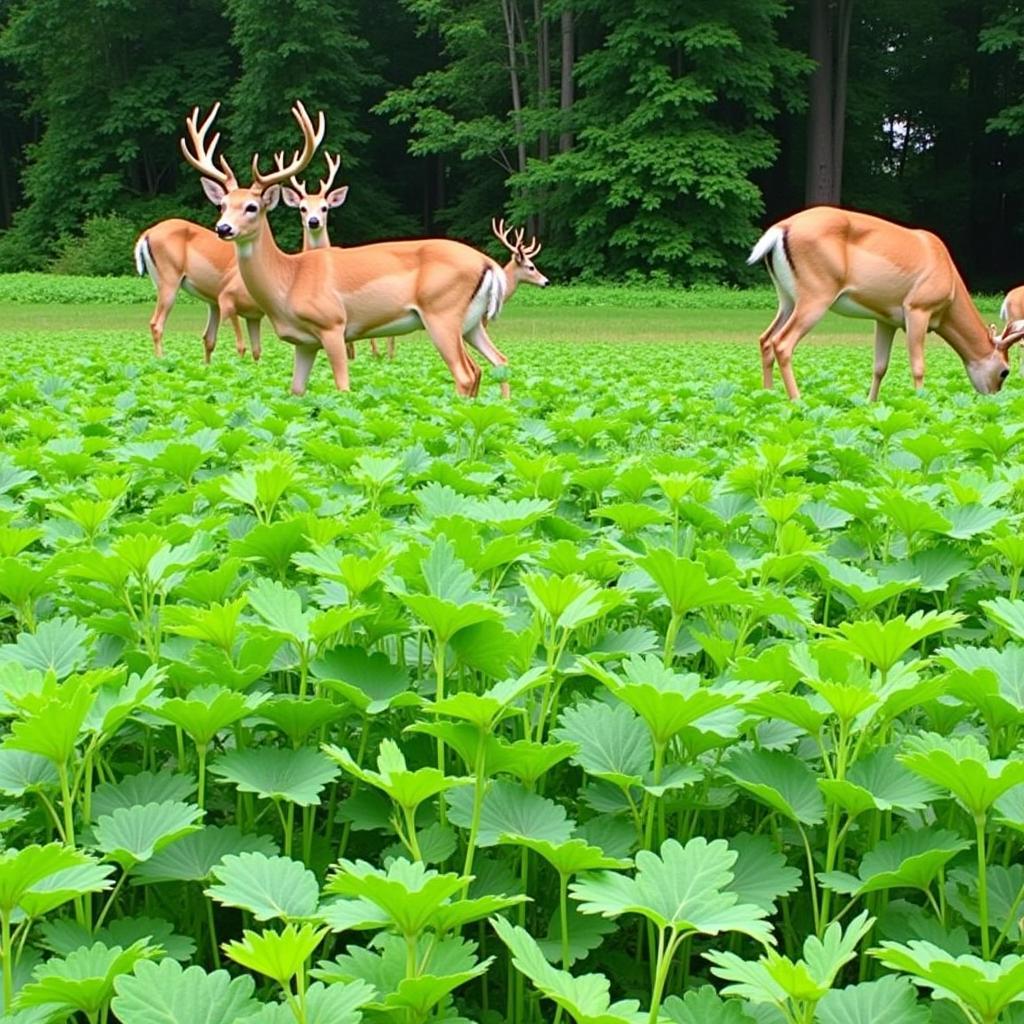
[805,0,854,205]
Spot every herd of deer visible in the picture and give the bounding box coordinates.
[134,99,1024,402]
[134,101,547,398]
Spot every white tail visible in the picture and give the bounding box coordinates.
[752,206,1024,400]
[133,235,151,279]
[747,226,783,266]
[181,101,533,398]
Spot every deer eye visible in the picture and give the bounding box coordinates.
[300,206,307,214]
[245,203,258,214]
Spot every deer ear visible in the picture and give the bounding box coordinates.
[200,178,226,206]
[281,187,302,208]
[326,186,349,208]
[262,185,281,211]
[999,320,1024,349]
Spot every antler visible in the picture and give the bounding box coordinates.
[491,217,541,259]
[491,218,524,255]
[252,101,325,191]
[179,103,238,188]
[319,152,342,195]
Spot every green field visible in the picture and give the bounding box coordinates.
[2,283,1024,1024]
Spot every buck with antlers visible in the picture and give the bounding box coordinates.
[749,206,1024,400]
[180,100,514,397]
[134,219,262,362]
[279,152,395,361]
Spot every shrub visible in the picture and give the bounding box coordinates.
[49,214,141,277]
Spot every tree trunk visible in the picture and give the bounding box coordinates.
[500,0,529,179]
[534,0,551,163]
[559,9,575,154]
[805,0,853,206]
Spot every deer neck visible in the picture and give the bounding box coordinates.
[303,227,331,251]
[503,261,520,301]
[936,272,996,365]
[233,220,297,321]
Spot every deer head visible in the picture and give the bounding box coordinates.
[492,218,549,288]
[280,152,348,236]
[180,101,325,243]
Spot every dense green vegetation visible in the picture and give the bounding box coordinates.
[3,1,1024,286]
[2,311,1024,1021]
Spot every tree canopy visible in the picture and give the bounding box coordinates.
[1,0,1023,286]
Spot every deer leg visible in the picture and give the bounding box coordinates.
[769,300,831,401]
[904,309,930,391]
[290,344,320,396]
[345,341,357,361]
[370,338,381,358]
[421,313,480,396]
[759,302,791,389]
[388,337,396,360]
[246,319,263,362]
[465,324,511,399]
[149,285,179,358]
[320,329,352,392]
[868,321,897,401]
[201,304,222,364]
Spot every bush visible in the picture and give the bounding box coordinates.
[49,214,141,277]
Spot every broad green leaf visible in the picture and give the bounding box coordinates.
[824,611,961,673]
[206,852,320,922]
[0,843,90,915]
[324,738,470,813]
[223,923,328,986]
[721,747,825,825]
[571,836,772,944]
[0,617,90,678]
[554,699,652,789]
[132,826,278,884]
[728,833,802,914]
[17,860,115,918]
[707,911,873,1004]
[815,975,929,1024]
[14,940,158,1017]
[872,940,1024,1022]
[490,915,647,1024]
[498,835,632,876]
[149,686,263,748]
[446,780,574,847]
[899,732,1024,817]
[209,746,339,806]
[311,644,416,715]
[662,986,758,1023]
[92,801,204,869]
[581,655,750,748]
[818,827,971,897]
[91,771,196,820]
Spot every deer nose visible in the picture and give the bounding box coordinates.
[216,223,234,239]
[1001,368,1010,380]
[307,216,320,229]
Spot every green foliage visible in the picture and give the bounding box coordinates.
[3,316,1024,1023]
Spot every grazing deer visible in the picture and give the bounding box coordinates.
[279,152,395,361]
[180,101,509,397]
[749,206,1024,400]
[134,219,263,362]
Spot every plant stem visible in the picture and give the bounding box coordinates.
[559,872,570,970]
[975,812,991,959]
[461,731,489,891]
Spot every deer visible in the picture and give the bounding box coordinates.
[134,218,263,363]
[180,100,510,398]
[279,152,396,361]
[748,206,1024,401]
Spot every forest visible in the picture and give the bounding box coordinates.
[2,0,1024,288]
